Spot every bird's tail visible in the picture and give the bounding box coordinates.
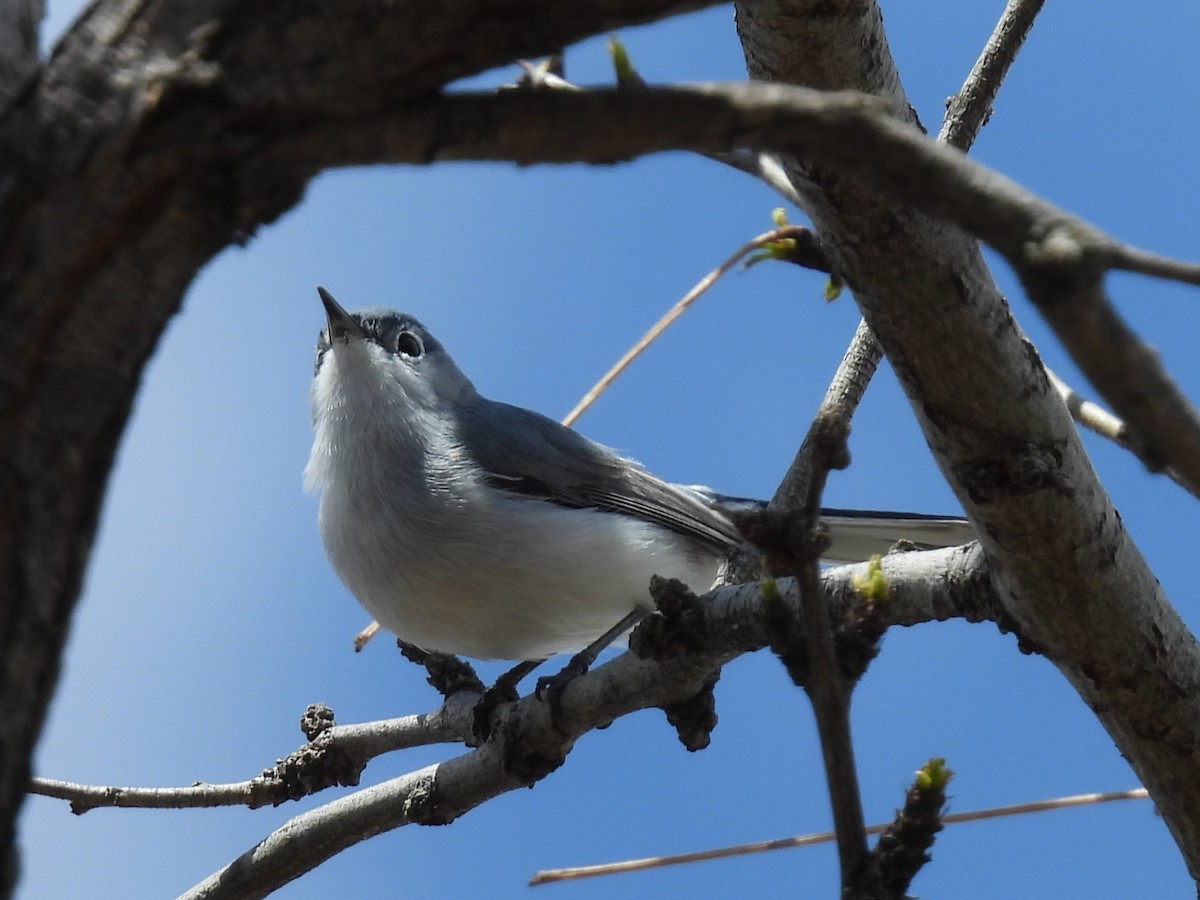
[819,508,975,564]
[696,489,976,564]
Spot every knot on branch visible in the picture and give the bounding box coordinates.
[1021,222,1107,290]
[254,729,365,808]
[491,701,572,786]
[1024,222,1089,270]
[399,640,485,698]
[300,703,336,741]
[1018,223,1110,319]
[629,576,707,661]
[728,506,831,575]
[955,439,1068,503]
[833,586,887,685]
[661,669,721,752]
[403,771,459,826]
[873,758,952,895]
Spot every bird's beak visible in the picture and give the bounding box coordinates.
[317,286,366,341]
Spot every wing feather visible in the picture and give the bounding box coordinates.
[459,398,741,551]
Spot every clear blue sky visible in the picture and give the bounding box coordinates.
[20,2,1200,897]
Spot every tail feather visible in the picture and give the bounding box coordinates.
[695,490,975,564]
[820,509,975,564]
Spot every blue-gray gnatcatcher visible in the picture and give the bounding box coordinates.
[304,288,974,662]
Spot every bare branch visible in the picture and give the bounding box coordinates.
[1113,245,1200,286]
[306,83,1200,492]
[938,0,1047,150]
[562,224,825,426]
[779,412,881,895]
[120,548,992,898]
[771,318,884,511]
[530,786,1149,885]
[1048,370,1200,500]
[0,0,40,110]
[770,0,1044,520]
[731,2,1200,878]
[29,700,475,813]
[34,547,993,820]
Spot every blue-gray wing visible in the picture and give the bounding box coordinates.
[457,397,741,552]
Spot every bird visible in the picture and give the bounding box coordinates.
[304,287,974,664]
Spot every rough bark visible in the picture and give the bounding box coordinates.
[0,1,722,891]
[733,0,1200,880]
[0,0,40,108]
[4,0,1200,894]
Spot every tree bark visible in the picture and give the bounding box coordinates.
[5,0,1200,893]
[0,1,722,891]
[733,0,1200,880]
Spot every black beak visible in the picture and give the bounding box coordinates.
[317,286,365,341]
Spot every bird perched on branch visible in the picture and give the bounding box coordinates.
[304,287,974,665]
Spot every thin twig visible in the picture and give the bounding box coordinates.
[770,318,882,510]
[353,619,380,651]
[561,225,819,427]
[530,787,1149,885]
[1108,244,1200,287]
[28,703,474,813]
[788,412,879,893]
[1048,369,1200,499]
[938,0,1047,151]
[1047,369,1126,442]
[701,150,805,206]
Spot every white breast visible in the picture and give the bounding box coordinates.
[317,468,721,660]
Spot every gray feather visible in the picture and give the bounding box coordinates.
[457,397,743,552]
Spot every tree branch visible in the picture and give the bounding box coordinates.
[237,84,1200,490]
[7,0,1200,890]
[785,413,880,895]
[0,0,726,878]
[770,0,1045,520]
[0,0,40,110]
[165,547,995,898]
[29,699,475,813]
[732,0,1200,879]
[29,549,993,897]
[938,0,1046,150]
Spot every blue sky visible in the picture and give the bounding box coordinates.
[19,2,1200,897]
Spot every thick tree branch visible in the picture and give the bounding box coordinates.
[6,0,1200,891]
[733,0,1200,880]
[261,83,1200,487]
[0,0,725,881]
[0,0,40,109]
[771,0,1044,518]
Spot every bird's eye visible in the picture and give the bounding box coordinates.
[395,331,424,358]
